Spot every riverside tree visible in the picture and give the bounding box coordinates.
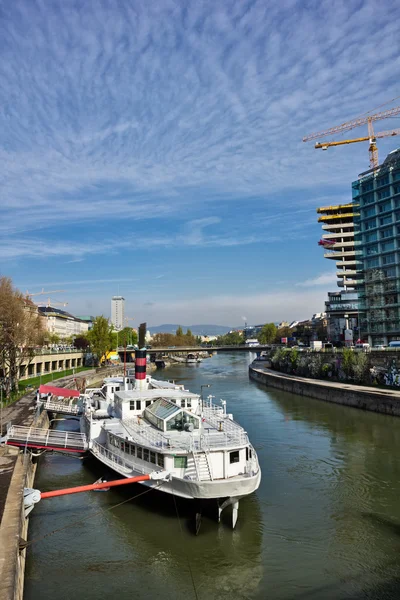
[87,316,113,365]
[111,327,138,348]
[258,323,277,344]
[0,276,45,394]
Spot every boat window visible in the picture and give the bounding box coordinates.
[115,387,120,391]
[137,447,143,459]
[121,441,126,452]
[150,451,156,464]
[181,399,185,408]
[146,400,151,408]
[143,448,149,462]
[136,400,141,411]
[157,454,164,468]
[174,456,187,469]
[246,447,252,460]
[166,412,200,431]
[230,450,240,464]
[130,444,135,456]
[187,398,192,408]
[130,401,135,410]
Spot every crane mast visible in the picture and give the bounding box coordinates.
[303,105,400,168]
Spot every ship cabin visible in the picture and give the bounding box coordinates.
[144,397,201,433]
[113,388,200,420]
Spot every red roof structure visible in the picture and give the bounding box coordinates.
[39,385,80,398]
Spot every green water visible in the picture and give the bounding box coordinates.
[25,353,400,599]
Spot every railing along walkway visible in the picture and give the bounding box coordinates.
[5,425,88,452]
[43,400,81,415]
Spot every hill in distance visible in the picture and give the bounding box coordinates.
[147,324,233,336]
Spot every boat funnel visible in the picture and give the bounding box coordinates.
[134,348,147,390]
[135,323,147,390]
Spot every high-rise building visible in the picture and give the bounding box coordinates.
[353,148,400,346]
[317,202,361,343]
[111,296,125,331]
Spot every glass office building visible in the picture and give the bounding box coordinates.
[353,148,400,346]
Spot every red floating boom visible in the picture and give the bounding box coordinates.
[40,474,151,499]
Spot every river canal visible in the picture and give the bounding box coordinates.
[25,353,400,599]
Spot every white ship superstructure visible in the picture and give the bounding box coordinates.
[81,352,261,527]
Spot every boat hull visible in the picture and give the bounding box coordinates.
[89,446,261,501]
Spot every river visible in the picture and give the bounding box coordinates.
[25,352,400,599]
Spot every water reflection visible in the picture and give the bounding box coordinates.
[25,353,400,599]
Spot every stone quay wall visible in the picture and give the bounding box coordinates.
[249,364,400,417]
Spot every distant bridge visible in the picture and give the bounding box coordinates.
[144,345,270,354]
[109,345,268,363]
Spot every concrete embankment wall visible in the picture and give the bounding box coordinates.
[249,365,400,417]
[0,410,49,600]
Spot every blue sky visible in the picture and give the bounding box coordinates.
[2,0,400,326]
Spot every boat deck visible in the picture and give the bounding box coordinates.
[101,405,248,453]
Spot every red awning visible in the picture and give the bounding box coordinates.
[39,385,80,398]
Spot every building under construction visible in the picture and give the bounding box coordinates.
[353,148,400,346]
[306,102,400,345]
[317,202,361,343]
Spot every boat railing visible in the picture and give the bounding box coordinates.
[203,407,246,436]
[121,418,248,453]
[91,440,146,474]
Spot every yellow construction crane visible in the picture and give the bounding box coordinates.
[36,298,68,308]
[303,105,400,169]
[26,288,66,297]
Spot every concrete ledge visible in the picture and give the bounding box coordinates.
[0,453,34,600]
[249,364,400,417]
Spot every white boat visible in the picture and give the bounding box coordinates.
[186,353,203,364]
[81,354,261,527]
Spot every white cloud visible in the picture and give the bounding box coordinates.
[67,288,328,326]
[296,272,337,287]
[1,0,400,242]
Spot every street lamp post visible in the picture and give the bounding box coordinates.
[200,384,211,413]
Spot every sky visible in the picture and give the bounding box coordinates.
[2,0,400,327]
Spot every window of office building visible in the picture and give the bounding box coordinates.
[366,245,379,255]
[364,219,376,230]
[378,201,391,212]
[377,188,391,200]
[384,267,397,278]
[382,240,396,252]
[362,192,374,205]
[381,227,393,239]
[376,175,389,187]
[382,253,396,265]
[362,180,374,192]
[393,171,400,181]
[380,215,392,226]
[366,257,379,268]
[363,206,376,218]
[365,231,378,243]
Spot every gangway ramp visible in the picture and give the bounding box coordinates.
[5,425,88,453]
[42,399,82,415]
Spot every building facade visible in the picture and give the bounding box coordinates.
[353,148,400,346]
[39,306,89,339]
[76,315,95,330]
[317,203,361,344]
[111,296,125,331]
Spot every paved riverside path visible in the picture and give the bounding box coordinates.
[251,362,400,397]
[0,371,95,524]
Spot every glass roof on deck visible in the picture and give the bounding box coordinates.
[146,397,181,421]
